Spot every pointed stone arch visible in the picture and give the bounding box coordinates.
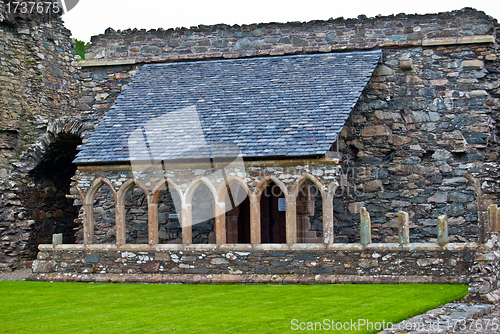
[152,178,184,204]
[291,174,333,244]
[83,177,117,244]
[217,176,252,244]
[21,117,85,172]
[217,176,251,201]
[184,177,218,244]
[151,178,184,245]
[254,176,289,202]
[116,179,151,245]
[117,179,151,205]
[291,174,325,199]
[85,177,117,205]
[254,176,292,244]
[185,177,218,204]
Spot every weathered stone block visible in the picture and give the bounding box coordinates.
[361,125,391,137]
[428,192,448,203]
[437,215,449,245]
[291,36,308,47]
[210,258,229,265]
[373,65,393,76]
[398,211,410,244]
[432,149,452,161]
[86,254,100,263]
[462,59,484,69]
[360,207,371,245]
[141,261,160,273]
[365,180,383,192]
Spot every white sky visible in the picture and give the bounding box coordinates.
[63,0,499,42]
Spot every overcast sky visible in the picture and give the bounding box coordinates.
[63,0,499,42]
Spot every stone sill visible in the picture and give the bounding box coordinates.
[79,35,495,68]
[39,242,478,252]
[28,273,469,285]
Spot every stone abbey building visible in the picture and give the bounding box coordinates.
[2,3,500,300]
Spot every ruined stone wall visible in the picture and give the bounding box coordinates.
[84,8,494,61]
[73,8,500,246]
[30,243,476,284]
[0,3,83,270]
[2,6,500,275]
[337,43,499,244]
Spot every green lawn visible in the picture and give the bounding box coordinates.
[0,282,468,333]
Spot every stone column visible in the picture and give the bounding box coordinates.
[437,215,449,245]
[323,197,334,244]
[181,203,192,245]
[286,199,297,244]
[116,203,126,245]
[83,204,94,244]
[488,204,498,233]
[148,203,158,245]
[250,196,260,244]
[215,202,226,244]
[52,233,63,245]
[360,207,371,245]
[225,205,240,244]
[398,211,409,244]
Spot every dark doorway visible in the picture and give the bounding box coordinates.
[260,182,286,243]
[225,183,250,244]
[24,133,82,259]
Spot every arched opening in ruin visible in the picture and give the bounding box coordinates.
[24,133,82,259]
[296,180,323,243]
[225,182,251,244]
[191,183,216,244]
[124,186,149,244]
[260,181,286,243]
[92,182,116,244]
[157,182,183,244]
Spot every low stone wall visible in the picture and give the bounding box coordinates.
[30,243,476,284]
[467,233,500,302]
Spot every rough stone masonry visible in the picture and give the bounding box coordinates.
[1,3,500,300]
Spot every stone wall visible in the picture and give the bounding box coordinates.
[84,8,495,62]
[1,5,500,281]
[31,243,476,284]
[69,8,500,247]
[0,2,83,270]
[337,43,499,244]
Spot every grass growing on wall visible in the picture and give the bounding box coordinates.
[0,282,467,333]
[74,39,89,60]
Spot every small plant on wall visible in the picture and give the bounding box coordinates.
[74,39,89,60]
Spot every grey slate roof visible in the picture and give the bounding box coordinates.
[74,50,382,164]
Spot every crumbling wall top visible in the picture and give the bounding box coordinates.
[82,7,498,65]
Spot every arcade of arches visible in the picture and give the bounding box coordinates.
[74,163,340,246]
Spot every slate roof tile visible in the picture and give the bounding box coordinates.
[75,50,381,164]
